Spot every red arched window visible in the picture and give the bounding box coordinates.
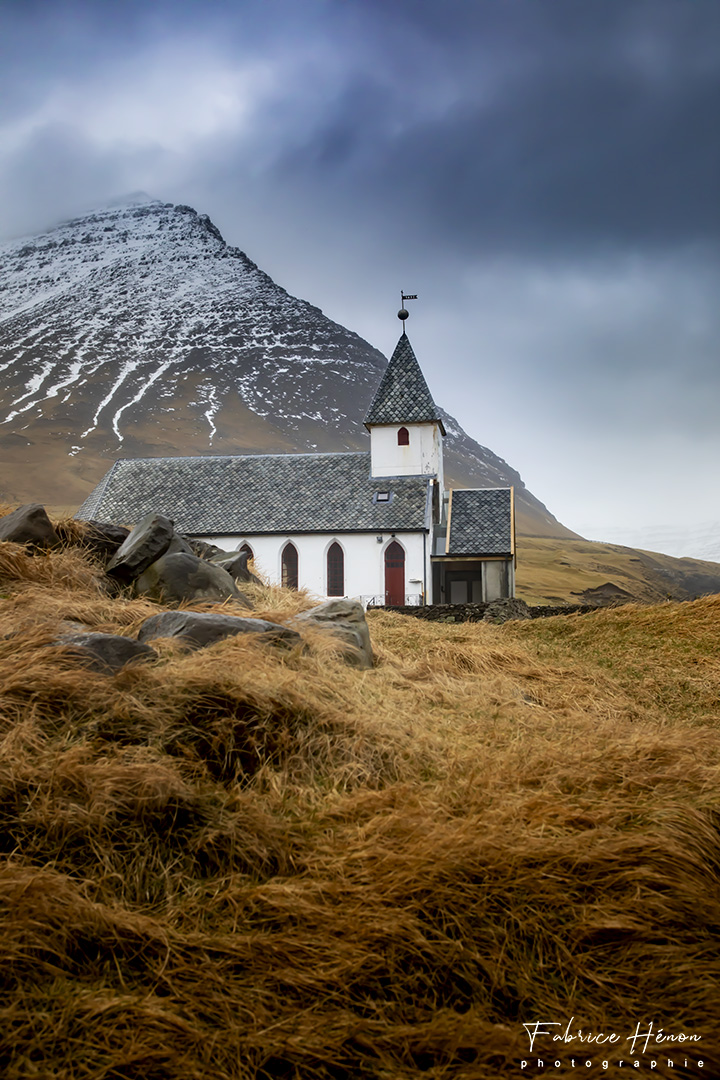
[281,542,298,589]
[397,426,410,446]
[327,542,344,597]
[238,543,254,559]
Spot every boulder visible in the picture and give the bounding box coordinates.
[106,512,175,582]
[137,610,300,650]
[212,550,262,585]
[187,538,227,561]
[133,552,253,606]
[0,504,59,549]
[56,632,157,674]
[294,599,373,669]
[482,598,532,624]
[80,520,131,564]
[164,532,194,556]
[577,582,635,606]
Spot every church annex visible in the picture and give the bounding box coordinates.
[77,321,515,606]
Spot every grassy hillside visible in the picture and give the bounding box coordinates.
[517,535,720,605]
[1,527,719,1078]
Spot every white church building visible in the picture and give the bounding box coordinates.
[77,324,515,606]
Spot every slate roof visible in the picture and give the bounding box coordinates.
[446,488,514,556]
[364,332,445,432]
[76,452,432,534]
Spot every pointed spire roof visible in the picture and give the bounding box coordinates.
[364,332,445,433]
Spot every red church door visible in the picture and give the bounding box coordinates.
[384,541,405,606]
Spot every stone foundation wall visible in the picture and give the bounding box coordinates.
[367,602,598,622]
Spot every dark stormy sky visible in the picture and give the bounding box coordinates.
[1,0,719,553]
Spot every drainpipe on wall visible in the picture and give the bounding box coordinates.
[423,531,427,605]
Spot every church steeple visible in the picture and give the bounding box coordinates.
[364,316,445,484]
[364,331,446,433]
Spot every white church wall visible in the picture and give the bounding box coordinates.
[370,424,443,486]
[194,531,429,604]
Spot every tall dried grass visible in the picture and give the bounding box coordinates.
[1,536,719,1077]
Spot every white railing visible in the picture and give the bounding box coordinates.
[362,594,424,609]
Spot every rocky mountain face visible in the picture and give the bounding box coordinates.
[0,197,571,536]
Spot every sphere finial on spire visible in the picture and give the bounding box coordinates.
[399,291,417,328]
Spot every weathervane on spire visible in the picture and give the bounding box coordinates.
[398,291,417,326]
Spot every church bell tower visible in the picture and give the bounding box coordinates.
[364,303,445,489]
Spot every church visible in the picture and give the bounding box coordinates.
[77,316,515,606]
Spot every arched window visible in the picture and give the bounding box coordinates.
[327,542,344,597]
[397,426,410,446]
[238,543,254,559]
[281,542,298,590]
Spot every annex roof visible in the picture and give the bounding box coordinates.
[76,452,432,534]
[364,332,445,433]
[446,488,514,556]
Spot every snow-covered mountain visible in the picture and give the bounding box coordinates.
[0,197,571,535]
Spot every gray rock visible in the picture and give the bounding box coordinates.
[133,552,253,606]
[81,520,131,564]
[577,582,635,606]
[56,632,157,673]
[208,549,233,563]
[137,610,299,650]
[187,538,226,561]
[482,598,532,624]
[212,550,262,584]
[165,532,194,556]
[0,504,59,549]
[106,512,175,582]
[294,598,373,669]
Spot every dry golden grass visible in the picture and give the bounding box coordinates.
[504,598,720,727]
[1,531,719,1077]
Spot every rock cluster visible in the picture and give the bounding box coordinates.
[1,504,374,674]
[104,512,254,605]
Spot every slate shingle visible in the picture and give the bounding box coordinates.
[364,333,445,431]
[76,452,432,534]
[447,488,513,555]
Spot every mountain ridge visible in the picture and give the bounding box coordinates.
[1,197,570,536]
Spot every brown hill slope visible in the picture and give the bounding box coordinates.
[516,536,720,604]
